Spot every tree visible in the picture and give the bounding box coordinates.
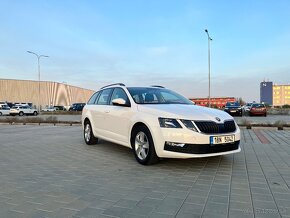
[238,97,246,105]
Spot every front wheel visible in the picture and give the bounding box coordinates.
[84,121,98,145]
[19,111,24,116]
[131,126,159,165]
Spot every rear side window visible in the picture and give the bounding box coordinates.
[97,88,113,105]
[87,92,100,105]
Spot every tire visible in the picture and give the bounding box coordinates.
[84,120,98,145]
[19,111,24,116]
[0,112,2,116]
[33,111,38,116]
[131,125,159,165]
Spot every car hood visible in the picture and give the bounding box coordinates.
[225,106,241,109]
[137,104,233,122]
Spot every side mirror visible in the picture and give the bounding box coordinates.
[112,98,130,107]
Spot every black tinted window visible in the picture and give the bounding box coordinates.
[87,92,100,105]
[252,104,265,108]
[127,87,193,105]
[226,102,240,107]
[97,89,112,105]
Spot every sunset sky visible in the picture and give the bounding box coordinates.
[1,0,290,101]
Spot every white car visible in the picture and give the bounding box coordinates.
[82,84,241,165]
[0,106,10,116]
[10,106,38,116]
[242,103,253,113]
[42,107,56,112]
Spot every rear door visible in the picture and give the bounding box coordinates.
[89,88,113,138]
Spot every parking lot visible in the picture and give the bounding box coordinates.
[0,125,290,218]
[1,114,290,125]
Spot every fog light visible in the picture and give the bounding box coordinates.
[165,141,185,147]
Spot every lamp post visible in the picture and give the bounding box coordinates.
[27,51,49,112]
[205,29,212,108]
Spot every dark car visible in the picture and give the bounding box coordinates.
[224,102,242,116]
[249,103,267,116]
[54,105,66,111]
[69,103,86,111]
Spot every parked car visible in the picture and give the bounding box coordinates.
[82,83,241,165]
[54,106,66,111]
[249,103,267,116]
[0,106,10,116]
[242,103,252,113]
[42,106,56,112]
[69,103,86,111]
[224,102,243,116]
[10,106,38,116]
[14,102,33,107]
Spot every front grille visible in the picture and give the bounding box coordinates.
[194,120,236,134]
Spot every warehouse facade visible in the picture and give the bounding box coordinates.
[0,79,94,109]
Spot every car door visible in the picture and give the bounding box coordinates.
[23,106,29,114]
[103,88,133,144]
[89,88,113,138]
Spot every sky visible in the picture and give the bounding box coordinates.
[1,0,290,102]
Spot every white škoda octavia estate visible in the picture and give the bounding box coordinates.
[82,83,240,165]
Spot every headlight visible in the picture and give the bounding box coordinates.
[180,120,198,132]
[158,118,182,128]
[225,107,228,110]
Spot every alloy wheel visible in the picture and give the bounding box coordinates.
[84,123,91,143]
[134,131,149,160]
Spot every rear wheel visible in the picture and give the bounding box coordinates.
[131,125,159,165]
[19,111,24,116]
[84,121,98,145]
[0,112,2,116]
[33,111,38,116]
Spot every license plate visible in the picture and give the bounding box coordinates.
[230,110,236,113]
[210,135,235,145]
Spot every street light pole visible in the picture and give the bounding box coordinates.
[205,29,212,108]
[27,51,49,112]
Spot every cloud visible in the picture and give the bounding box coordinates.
[144,46,169,56]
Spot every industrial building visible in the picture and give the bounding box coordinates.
[190,97,236,108]
[273,84,290,106]
[260,81,273,105]
[260,81,290,106]
[0,79,94,109]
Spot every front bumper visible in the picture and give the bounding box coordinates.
[150,125,241,158]
[224,109,242,116]
[164,140,240,154]
[10,111,19,115]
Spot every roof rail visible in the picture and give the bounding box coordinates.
[100,83,126,89]
[151,85,165,88]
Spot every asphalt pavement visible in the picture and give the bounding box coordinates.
[1,114,290,125]
[0,125,289,217]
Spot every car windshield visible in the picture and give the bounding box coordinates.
[226,102,240,107]
[252,104,265,108]
[127,87,193,105]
